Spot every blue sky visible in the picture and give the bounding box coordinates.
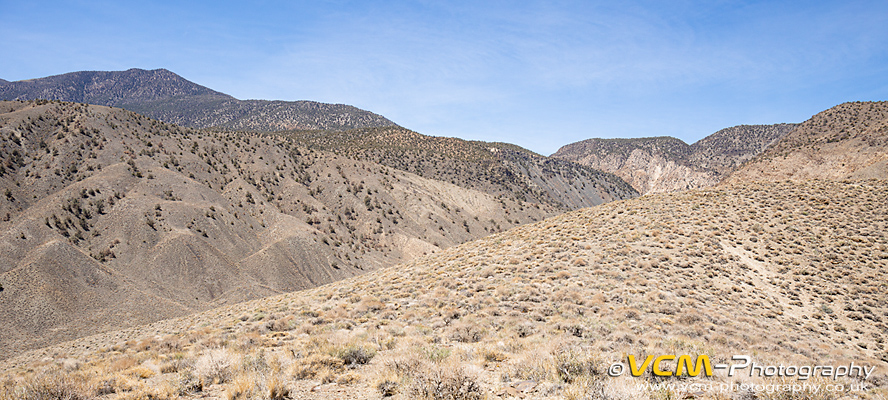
[2,1,887,155]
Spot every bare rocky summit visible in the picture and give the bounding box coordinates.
[552,124,797,194]
[0,69,396,131]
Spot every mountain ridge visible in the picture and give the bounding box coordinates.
[0,69,396,131]
[1,99,610,358]
[727,101,888,183]
[552,123,798,194]
[288,125,638,210]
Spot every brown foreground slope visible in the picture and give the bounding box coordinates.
[0,100,586,358]
[727,102,888,183]
[2,180,885,399]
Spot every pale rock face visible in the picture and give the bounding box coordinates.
[552,124,797,194]
[558,143,718,195]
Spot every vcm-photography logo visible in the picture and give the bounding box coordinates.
[607,355,877,381]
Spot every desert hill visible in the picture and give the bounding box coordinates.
[0,69,396,131]
[727,101,888,183]
[289,126,638,210]
[552,124,797,194]
[0,99,619,358]
[1,179,885,399]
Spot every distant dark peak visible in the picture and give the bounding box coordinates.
[127,67,165,72]
[0,68,229,107]
[0,78,7,85]
[0,68,397,130]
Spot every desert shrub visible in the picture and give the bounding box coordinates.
[676,311,703,325]
[291,354,344,379]
[159,355,190,374]
[418,345,452,363]
[478,346,509,363]
[383,355,424,375]
[559,323,586,338]
[405,364,482,400]
[110,355,139,372]
[331,343,377,366]
[509,350,553,382]
[159,335,183,352]
[0,382,13,400]
[336,372,361,385]
[225,374,255,400]
[194,348,239,384]
[177,371,203,395]
[240,351,269,373]
[227,360,288,399]
[376,377,399,397]
[264,315,297,332]
[125,366,156,379]
[121,382,179,400]
[552,342,602,383]
[448,323,485,343]
[265,374,290,399]
[15,371,94,400]
[516,323,536,338]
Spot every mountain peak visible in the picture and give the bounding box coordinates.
[0,68,228,106]
[0,69,397,131]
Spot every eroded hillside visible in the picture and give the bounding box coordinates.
[3,180,885,399]
[0,100,565,357]
[290,126,638,210]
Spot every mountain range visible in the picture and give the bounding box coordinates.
[0,98,634,357]
[0,68,395,131]
[0,69,886,399]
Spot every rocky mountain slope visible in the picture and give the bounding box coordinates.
[290,126,638,210]
[0,100,593,358]
[0,69,396,131]
[0,68,638,209]
[2,179,885,399]
[552,124,797,194]
[727,101,888,183]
